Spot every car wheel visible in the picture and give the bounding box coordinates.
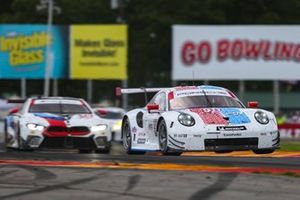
[95,148,110,154]
[253,149,275,154]
[215,150,233,153]
[17,127,24,150]
[95,142,111,154]
[78,149,93,154]
[122,118,145,155]
[158,120,182,156]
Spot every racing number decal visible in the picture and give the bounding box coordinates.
[190,108,228,125]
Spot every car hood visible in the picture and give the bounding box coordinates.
[24,113,103,127]
[182,107,264,125]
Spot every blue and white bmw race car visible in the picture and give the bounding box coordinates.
[117,85,280,155]
[4,97,111,153]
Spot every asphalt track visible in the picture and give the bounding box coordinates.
[0,129,300,199]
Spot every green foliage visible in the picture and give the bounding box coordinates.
[1,0,300,100]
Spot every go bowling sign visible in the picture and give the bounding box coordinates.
[172,25,300,80]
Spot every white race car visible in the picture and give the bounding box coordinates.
[117,85,280,155]
[4,97,112,153]
[93,107,125,142]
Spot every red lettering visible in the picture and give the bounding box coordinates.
[280,43,294,60]
[245,40,260,59]
[217,39,229,61]
[181,41,196,65]
[261,40,272,60]
[293,44,300,62]
[231,40,243,60]
[197,41,211,63]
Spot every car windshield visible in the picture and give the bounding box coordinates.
[29,103,91,114]
[169,95,243,110]
[97,111,124,119]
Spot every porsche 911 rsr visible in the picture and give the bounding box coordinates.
[117,85,280,155]
[4,97,111,153]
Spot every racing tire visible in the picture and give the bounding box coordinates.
[253,149,275,154]
[122,118,145,155]
[158,120,182,156]
[95,145,111,154]
[78,149,93,154]
[215,150,233,153]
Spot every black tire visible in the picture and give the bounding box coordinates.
[215,150,233,153]
[253,149,275,154]
[78,149,93,154]
[95,143,111,154]
[122,118,145,155]
[95,148,110,154]
[158,120,182,156]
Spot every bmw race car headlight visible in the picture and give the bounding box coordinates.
[178,113,195,126]
[112,121,122,131]
[91,124,108,132]
[26,123,45,131]
[254,111,269,124]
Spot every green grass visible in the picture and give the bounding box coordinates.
[279,140,300,152]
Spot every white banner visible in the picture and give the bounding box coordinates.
[172,25,300,80]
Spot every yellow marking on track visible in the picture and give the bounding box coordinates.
[182,151,300,157]
[1,159,300,176]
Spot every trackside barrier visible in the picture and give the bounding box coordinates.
[279,124,300,139]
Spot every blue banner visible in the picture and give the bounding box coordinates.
[0,24,68,79]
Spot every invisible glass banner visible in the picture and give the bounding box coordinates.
[0,24,68,79]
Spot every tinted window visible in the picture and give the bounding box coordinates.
[29,104,91,114]
[97,111,123,119]
[169,95,243,110]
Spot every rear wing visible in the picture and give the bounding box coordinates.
[115,87,168,104]
[115,87,167,96]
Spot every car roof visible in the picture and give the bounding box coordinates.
[163,85,236,99]
[29,97,86,105]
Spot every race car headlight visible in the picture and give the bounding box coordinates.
[254,111,269,124]
[91,124,108,132]
[112,121,122,131]
[178,113,195,126]
[26,123,45,131]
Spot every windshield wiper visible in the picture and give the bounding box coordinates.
[201,89,212,107]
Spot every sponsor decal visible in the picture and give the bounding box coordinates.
[190,108,228,125]
[138,132,146,137]
[193,134,202,137]
[137,138,146,144]
[220,108,251,124]
[174,134,187,138]
[216,126,246,131]
[33,113,64,121]
[223,133,242,137]
[132,127,137,133]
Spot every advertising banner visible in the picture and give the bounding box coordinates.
[0,24,68,79]
[70,25,127,80]
[172,25,300,80]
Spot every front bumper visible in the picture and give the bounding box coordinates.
[166,126,280,152]
[25,135,111,150]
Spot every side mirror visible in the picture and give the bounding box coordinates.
[247,101,258,108]
[146,104,159,112]
[9,107,20,115]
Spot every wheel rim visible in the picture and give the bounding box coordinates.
[123,122,131,150]
[159,123,167,152]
